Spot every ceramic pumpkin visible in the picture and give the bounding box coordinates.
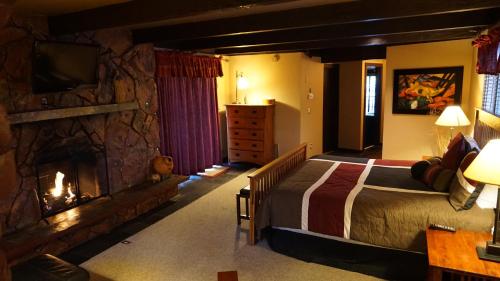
[152,155,174,176]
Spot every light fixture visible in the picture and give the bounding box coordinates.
[435,105,471,140]
[464,139,500,262]
[235,71,249,104]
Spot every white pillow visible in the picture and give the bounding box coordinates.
[476,184,498,209]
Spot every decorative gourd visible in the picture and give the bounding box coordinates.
[152,155,174,177]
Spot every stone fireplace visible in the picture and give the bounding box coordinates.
[0,7,162,236]
[35,139,109,218]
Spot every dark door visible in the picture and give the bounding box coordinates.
[363,65,382,148]
[323,64,340,153]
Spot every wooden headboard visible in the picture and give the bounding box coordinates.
[473,109,500,148]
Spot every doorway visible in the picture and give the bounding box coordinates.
[363,64,383,149]
[322,64,340,153]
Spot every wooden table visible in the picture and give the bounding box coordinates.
[426,228,500,280]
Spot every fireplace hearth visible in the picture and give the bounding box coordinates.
[35,140,109,217]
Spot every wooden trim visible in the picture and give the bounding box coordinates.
[8,102,138,125]
[474,109,500,148]
[247,143,307,245]
[476,108,500,132]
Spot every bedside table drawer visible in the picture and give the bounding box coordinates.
[227,106,266,119]
[228,118,264,129]
[228,129,264,140]
[229,139,263,151]
[229,149,265,163]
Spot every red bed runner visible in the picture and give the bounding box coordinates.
[308,163,366,237]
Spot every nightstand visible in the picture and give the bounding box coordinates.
[426,228,500,281]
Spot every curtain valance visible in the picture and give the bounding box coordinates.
[473,26,500,75]
[155,51,223,78]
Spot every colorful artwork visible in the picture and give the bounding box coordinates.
[393,67,463,115]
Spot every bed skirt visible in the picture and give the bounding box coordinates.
[265,227,427,280]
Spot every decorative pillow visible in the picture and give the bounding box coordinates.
[411,161,430,180]
[432,169,455,192]
[411,157,442,180]
[448,151,484,211]
[464,136,481,153]
[422,163,443,186]
[442,133,468,171]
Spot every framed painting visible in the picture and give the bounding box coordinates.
[392,66,463,115]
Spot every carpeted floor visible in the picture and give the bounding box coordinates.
[82,171,382,281]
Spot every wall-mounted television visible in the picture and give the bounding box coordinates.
[33,41,99,94]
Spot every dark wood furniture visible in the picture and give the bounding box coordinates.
[217,271,238,281]
[226,104,274,165]
[426,228,500,281]
[236,186,250,225]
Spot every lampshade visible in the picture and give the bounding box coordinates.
[435,105,471,127]
[464,139,500,186]
[236,75,249,90]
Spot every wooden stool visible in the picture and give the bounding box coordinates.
[236,185,250,225]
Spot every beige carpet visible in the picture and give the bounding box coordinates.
[82,171,383,281]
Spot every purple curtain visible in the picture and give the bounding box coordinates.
[473,27,500,74]
[156,70,222,176]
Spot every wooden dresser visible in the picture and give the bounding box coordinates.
[226,104,274,165]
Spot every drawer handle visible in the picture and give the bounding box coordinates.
[236,153,240,157]
[252,133,257,136]
[252,144,257,147]
[235,121,240,124]
[252,121,257,125]
[235,132,240,135]
[252,154,257,158]
[235,110,239,113]
[235,142,240,146]
[252,110,257,114]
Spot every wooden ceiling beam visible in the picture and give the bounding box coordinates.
[132,0,500,43]
[308,46,387,63]
[48,0,296,35]
[215,27,480,55]
[155,9,497,51]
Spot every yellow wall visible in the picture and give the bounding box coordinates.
[219,53,323,157]
[382,39,476,160]
[469,46,484,121]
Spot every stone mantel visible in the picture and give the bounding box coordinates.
[8,102,139,125]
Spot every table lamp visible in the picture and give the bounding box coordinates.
[464,139,500,262]
[435,105,471,140]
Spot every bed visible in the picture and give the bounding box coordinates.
[246,109,500,278]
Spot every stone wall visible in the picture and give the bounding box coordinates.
[0,6,160,235]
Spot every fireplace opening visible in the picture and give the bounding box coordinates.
[35,140,109,218]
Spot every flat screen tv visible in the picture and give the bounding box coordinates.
[33,41,99,94]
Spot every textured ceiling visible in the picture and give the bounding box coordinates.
[13,0,131,16]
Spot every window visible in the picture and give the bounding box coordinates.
[365,74,377,117]
[483,74,500,116]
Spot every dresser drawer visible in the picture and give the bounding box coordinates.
[227,106,266,119]
[228,139,263,151]
[228,129,264,140]
[228,118,264,129]
[229,149,265,163]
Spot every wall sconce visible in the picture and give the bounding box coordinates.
[235,71,249,104]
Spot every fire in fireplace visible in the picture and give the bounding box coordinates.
[36,140,109,217]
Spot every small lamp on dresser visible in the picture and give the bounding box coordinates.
[464,139,500,262]
[435,105,470,140]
